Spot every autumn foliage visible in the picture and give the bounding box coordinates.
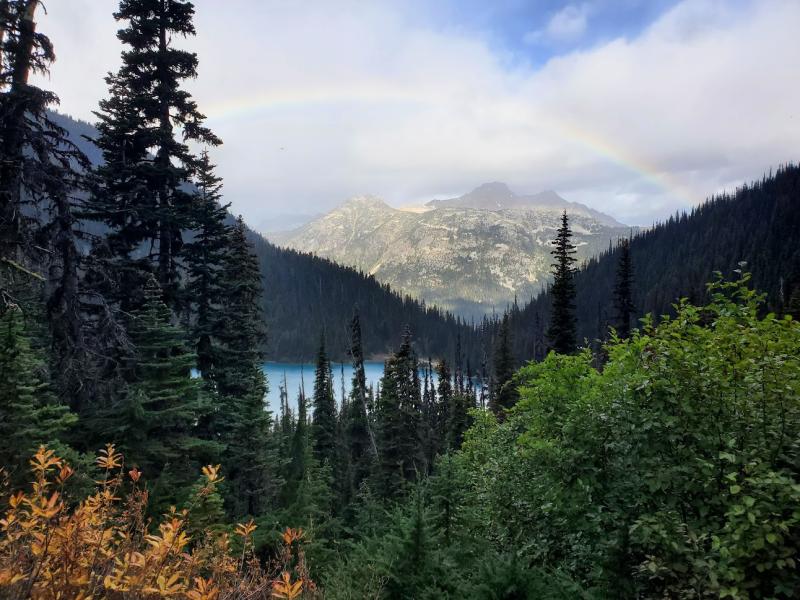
[0,445,317,599]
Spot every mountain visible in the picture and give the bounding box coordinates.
[270,185,634,318]
[53,112,478,363]
[509,165,800,361]
[427,182,623,227]
[247,232,481,362]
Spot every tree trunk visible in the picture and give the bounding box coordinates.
[0,0,38,264]
[156,0,174,299]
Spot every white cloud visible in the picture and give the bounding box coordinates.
[32,0,800,227]
[523,3,591,45]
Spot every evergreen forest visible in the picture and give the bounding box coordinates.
[0,1,798,598]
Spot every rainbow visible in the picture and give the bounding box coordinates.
[204,88,698,208]
[552,118,698,207]
[203,84,432,122]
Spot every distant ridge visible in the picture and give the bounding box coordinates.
[426,182,623,227]
[271,185,634,318]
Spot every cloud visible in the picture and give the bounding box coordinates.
[32,0,800,227]
[524,3,592,45]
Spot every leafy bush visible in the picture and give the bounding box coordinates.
[457,272,800,598]
[0,445,318,599]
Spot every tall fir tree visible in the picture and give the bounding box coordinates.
[285,384,309,503]
[447,390,471,452]
[613,238,635,339]
[89,0,220,309]
[214,217,264,397]
[214,216,278,517]
[376,326,423,498]
[0,306,76,482]
[182,150,230,377]
[435,359,452,451]
[490,313,517,415]
[420,360,437,473]
[311,333,337,467]
[346,309,375,495]
[547,210,578,354]
[0,1,92,411]
[453,332,464,394]
[114,276,218,508]
[276,372,293,457]
[223,365,277,517]
[0,0,58,269]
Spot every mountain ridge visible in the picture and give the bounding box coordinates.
[426,183,623,227]
[270,184,635,318]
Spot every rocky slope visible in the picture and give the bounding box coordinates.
[269,184,635,318]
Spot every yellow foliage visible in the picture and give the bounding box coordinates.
[272,571,304,599]
[0,446,319,599]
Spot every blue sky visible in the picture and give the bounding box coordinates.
[426,0,679,63]
[33,1,800,228]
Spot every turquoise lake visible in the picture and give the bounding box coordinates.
[262,361,443,412]
[263,361,384,412]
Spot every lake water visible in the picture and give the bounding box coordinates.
[262,361,441,413]
[263,361,385,412]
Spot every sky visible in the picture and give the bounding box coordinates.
[33,0,800,228]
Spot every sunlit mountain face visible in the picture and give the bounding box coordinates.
[270,183,636,318]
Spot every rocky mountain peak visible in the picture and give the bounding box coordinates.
[461,182,515,206]
[426,182,576,213]
[339,194,391,211]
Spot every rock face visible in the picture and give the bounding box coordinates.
[269,185,634,318]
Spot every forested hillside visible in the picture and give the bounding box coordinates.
[511,165,800,360]
[248,231,480,361]
[1,1,799,599]
[52,111,479,362]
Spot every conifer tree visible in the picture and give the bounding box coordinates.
[547,210,578,354]
[435,359,452,449]
[183,150,230,377]
[185,473,227,541]
[115,276,218,507]
[376,326,423,498]
[490,313,517,415]
[0,0,61,268]
[420,360,438,472]
[215,217,264,398]
[0,1,91,400]
[45,168,93,414]
[89,0,220,308]
[346,309,375,494]
[613,238,635,339]
[311,333,337,467]
[454,333,464,393]
[479,348,489,409]
[447,390,471,452]
[214,217,277,516]
[288,385,309,489]
[223,366,277,517]
[384,490,443,599]
[335,373,352,513]
[276,372,294,462]
[0,306,76,481]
